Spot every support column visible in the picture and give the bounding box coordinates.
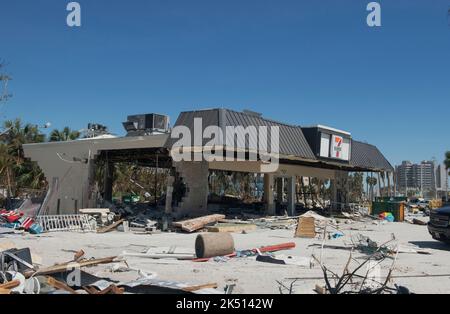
[331,170,347,212]
[173,161,209,217]
[276,177,284,203]
[103,160,114,203]
[287,176,296,216]
[264,173,275,215]
[165,176,175,214]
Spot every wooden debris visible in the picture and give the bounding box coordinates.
[219,219,252,224]
[295,217,316,238]
[30,256,117,276]
[73,249,85,262]
[315,284,327,294]
[84,284,124,294]
[0,280,20,290]
[182,283,218,292]
[46,277,78,294]
[206,223,257,233]
[172,214,226,233]
[97,219,125,234]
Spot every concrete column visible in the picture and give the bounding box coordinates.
[264,173,275,215]
[331,171,348,211]
[331,178,338,211]
[103,161,114,203]
[165,176,175,214]
[287,176,296,216]
[276,177,284,203]
[173,161,209,217]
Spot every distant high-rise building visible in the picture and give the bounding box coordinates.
[395,160,437,197]
[436,163,449,197]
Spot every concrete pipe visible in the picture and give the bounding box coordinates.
[195,233,235,259]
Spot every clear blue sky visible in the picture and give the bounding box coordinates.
[1,0,449,166]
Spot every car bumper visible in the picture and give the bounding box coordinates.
[428,224,450,241]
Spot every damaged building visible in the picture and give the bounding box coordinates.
[23,108,394,218]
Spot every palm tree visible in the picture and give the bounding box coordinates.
[0,61,12,103]
[444,151,450,202]
[366,175,378,201]
[0,143,15,197]
[49,127,80,142]
[0,119,46,197]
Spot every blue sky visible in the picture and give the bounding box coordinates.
[0,0,449,166]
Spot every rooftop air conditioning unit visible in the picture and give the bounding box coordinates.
[122,113,170,136]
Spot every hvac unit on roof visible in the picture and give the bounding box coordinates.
[122,113,170,136]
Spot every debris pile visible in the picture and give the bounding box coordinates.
[0,245,221,294]
[0,210,43,235]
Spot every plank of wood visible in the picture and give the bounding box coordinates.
[172,214,226,233]
[0,280,20,290]
[31,256,117,276]
[182,283,218,292]
[219,219,252,225]
[0,288,11,294]
[206,223,257,233]
[97,219,125,234]
[96,285,124,295]
[295,217,316,238]
[47,277,78,294]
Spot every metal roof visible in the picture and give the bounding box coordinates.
[167,108,393,172]
[166,108,317,161]
[350,140,394,172]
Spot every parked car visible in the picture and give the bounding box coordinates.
[428,206,450,244]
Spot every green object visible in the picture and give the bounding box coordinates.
[122,194,140,204]
[371,201,404,222]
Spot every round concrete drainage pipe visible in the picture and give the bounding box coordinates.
[195,233,235,259]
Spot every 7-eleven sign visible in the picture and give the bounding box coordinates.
[331,135,344,159]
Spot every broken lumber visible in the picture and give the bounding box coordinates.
[46,277,78,294]
[0,280,21,290]
[30,256,117,276]
[97,219,125,234]
[172,214,225,233]
[206,223,257,233]
[183,283,218,292]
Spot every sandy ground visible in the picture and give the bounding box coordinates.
[1,218,450,294]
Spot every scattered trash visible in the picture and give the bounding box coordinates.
[331,231,344,239]
[412,218,428,226]
[0,210,43,234]
[379,212,395,222]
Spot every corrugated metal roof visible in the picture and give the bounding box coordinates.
[223,109,316,160]
[166,108,317,160]
[351,140,393,172]
[166,108,393,172]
